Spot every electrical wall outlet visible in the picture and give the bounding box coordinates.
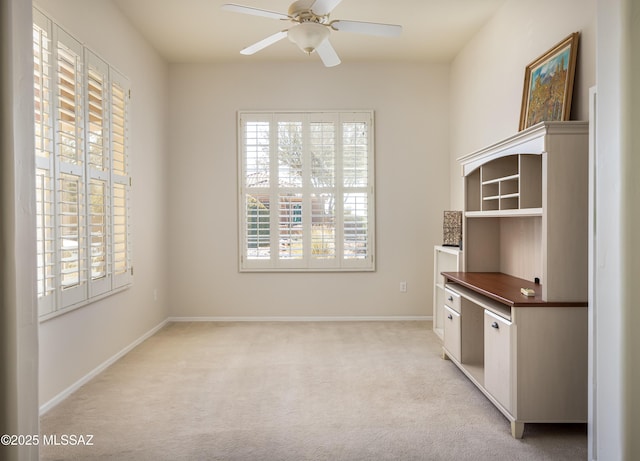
[400,281,407,292]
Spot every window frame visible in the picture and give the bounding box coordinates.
[237,110,376,272]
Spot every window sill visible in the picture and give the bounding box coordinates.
[38,284,132,323]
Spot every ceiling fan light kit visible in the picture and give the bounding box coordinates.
[222,0,402,67]
[288,22,329,54]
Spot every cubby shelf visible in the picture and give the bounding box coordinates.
[459,121,589,301]
[466,154,540,214]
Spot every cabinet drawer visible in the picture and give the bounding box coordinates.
[444,287,461,313]
[484,310,512,412]
[443,305,461,361]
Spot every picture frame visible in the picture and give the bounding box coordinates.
[442,211,462,248]
[519,32,579,131]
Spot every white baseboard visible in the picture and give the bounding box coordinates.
[39,318,169,415]
[168,316,432,322]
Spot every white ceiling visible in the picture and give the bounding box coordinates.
[112,0,506,64]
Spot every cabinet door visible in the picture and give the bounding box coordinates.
[443,305,461,362]
[484,310,512,412]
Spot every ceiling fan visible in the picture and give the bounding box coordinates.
[221,0,402,67]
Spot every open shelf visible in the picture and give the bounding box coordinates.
[466,154,540,214]
[465,208,542,218]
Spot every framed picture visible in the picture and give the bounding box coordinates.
[442,211,462,248]
[519,32,579,131]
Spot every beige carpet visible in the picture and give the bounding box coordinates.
[40,321,587,460]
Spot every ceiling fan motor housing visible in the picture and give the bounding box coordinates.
[288,0,329,24]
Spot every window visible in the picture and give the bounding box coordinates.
[33,7,132,319]
[238,111,375,271]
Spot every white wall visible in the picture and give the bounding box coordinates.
[594,2,624,458]
[34,0,170,406]
[2,0,39,459]
[626,2,640,456]
[596,0,640,459]
[625,1,640,455]
[449,0,596,209]
[168,62,450,318]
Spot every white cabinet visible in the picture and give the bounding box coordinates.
[439,122,589,438]
[442,275,588,439]
[433,246,463,339]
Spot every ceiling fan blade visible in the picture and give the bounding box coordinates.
[221,3,290,21]
[240,30,288,55]
[315,40,341,67]
[331,20,402,37]
[310,0,343,16]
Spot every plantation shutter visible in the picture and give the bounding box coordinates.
[33,10,56,315]
[341,117,372,267]
[241,115,272,269]
[33,7,134,319]
[308,116,337,266]
[110,69,132,288]
[276,115,304,269]
[238,111,375,271]
[86,52,111,296]
[55,27,87,308]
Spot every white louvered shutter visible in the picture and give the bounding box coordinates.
[54,28,87,308]
[239,111,374,271]
[86,52,111,296]
[309,116,337,266]
[276,117,304,266]
[341,117,372,267]
[110,70,132,288]
[33,7,134,318]
[33,9,56,315]
[242,115,273,268]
